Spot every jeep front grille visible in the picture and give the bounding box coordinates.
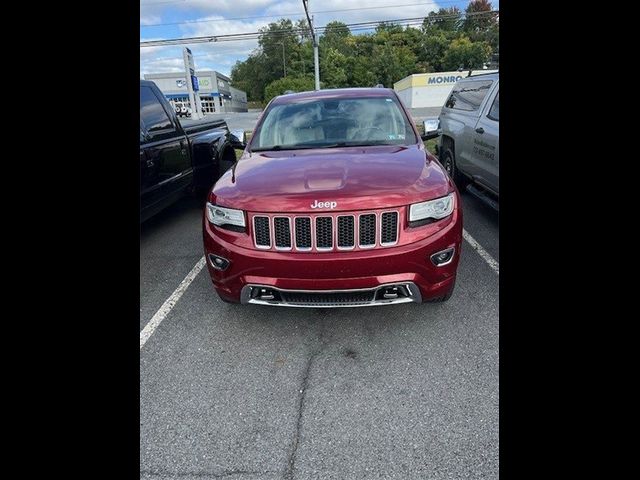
[359,214,376,248]
[251,210,400,252]
[294,217,312,250]
[315,217,333,250]
[254,216,271,248]
[380,211,399,245]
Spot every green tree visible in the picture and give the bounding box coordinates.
[442,36,492,70]
[320,47,348,88]
[230,12,498,100]
[463,0,498,43]
[421,33,450,71]
[345,56,377,87]
[371,43,417,88]
[258,19,301,80]
[422,7,462,35]
[321,21,351,54]
[231,53,271,102]
[264,76,316,104]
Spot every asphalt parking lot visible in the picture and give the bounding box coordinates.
[140,114,499,480]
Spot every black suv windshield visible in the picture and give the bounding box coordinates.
[251,96,417,151]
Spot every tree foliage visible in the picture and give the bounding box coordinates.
[264,76,316,104]
[230,5,498,102]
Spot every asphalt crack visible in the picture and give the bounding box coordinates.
[283,319,328,480]
[140,468,277,478]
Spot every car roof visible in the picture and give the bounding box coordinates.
[458,71,499,81]
[270,87,396,105]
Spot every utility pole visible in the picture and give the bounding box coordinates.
[302,0,320,90]
[278,42,286,77]
[312,16,319,90]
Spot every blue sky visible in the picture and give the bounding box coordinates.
[140,0,499,78]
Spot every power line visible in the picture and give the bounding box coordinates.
[140,10,498,47]
[139,0,472,28]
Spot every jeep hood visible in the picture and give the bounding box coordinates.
[212,144,452,213]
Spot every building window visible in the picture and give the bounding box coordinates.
[200,96,216,113]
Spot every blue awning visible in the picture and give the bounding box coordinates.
[164,92,219,99]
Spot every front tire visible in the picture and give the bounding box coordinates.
[441,147,469,190]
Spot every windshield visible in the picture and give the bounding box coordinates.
[250,96,417,151]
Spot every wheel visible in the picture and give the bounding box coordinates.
[440,147,469,189]
[426,278,456,303]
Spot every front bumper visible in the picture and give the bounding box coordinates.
[203,209,462,306]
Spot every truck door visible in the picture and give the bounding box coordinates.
[140,85,192,206]
[140,126,161,215]
[449,79,495,179]
[470,85,499,195]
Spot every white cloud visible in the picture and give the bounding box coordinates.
[140,14,162,26]
[140,0,280,21]
[265,0,441,26]
[139,1,447,78]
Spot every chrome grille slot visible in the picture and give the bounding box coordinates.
[294,217,312,250]
[337,215,355,249]
[380,212,399,245]
[252,210,398,251]
[359,214,376,247]
[254,216,270,248]
[315,217,333,250]
[273,217,292,250]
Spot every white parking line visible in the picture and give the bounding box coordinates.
[140,256,206,350]
[463,229,499,275]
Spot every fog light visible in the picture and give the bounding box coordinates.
[208,254,230,271]
[250,287,281,302]
[430,247,455,266]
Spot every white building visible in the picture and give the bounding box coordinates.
[394,70,498,108]
[143,70,248,113]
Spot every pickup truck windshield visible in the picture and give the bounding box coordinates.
[251,96,417,151]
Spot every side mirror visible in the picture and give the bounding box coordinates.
[229,129,246,150]
[421,118,442,141]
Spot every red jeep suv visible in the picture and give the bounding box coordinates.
[203,88,462,307]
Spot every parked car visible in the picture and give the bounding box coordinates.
[431,72,499,200]
[203,88,463,307]
[140,80,244,222]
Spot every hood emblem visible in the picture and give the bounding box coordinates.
[311,200,337,209]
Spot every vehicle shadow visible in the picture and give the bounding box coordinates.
[140,196,205,241]
[459,189,499,230]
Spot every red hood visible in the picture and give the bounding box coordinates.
[211,144,452,213]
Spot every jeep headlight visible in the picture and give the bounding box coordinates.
[409,193,455,223]
[206,203,246,228]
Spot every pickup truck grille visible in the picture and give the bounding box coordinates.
[252,210,399,252]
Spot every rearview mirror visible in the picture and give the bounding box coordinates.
[229,129,246,150]
[421,118,441,141]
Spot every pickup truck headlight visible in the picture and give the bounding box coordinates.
[409,193,455,223]
[206,203,246,228]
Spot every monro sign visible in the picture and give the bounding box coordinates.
[427,74,465,85]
